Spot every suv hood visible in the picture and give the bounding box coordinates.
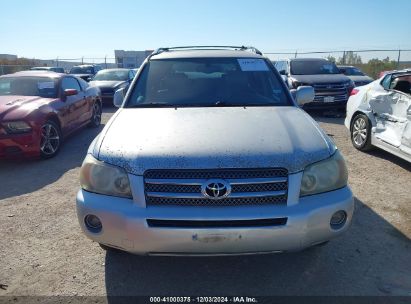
[291,74,350,84]
[95,107,335,175]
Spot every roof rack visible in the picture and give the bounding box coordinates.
[149,46,263,58]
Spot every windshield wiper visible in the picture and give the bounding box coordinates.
[129,103,176,108]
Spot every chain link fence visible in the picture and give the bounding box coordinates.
[265,49,411,79]
[0,57,117,75]
[1,49,411,78]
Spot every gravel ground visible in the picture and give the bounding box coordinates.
[0,108,410,297]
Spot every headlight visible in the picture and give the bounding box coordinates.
[3,121,32,134]
[79,154,132,198]
[300,150,348,197]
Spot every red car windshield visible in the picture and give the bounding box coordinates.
[0,76,58,98]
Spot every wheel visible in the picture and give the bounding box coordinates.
[40,120,62,159]
[88,102,102,128]
[351,114,373,151]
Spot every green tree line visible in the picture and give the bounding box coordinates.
[326,51,399,79]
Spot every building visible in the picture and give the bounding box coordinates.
[0,54,18,61]
[114,50,153,68]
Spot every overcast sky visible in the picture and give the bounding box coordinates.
[1,0,411,61]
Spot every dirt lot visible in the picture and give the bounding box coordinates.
[0,108,410,297]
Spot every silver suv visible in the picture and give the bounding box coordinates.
[76,46,354,255]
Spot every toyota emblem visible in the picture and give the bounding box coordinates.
[201,179,231,200]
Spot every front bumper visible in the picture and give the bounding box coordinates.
[76,182,354,255]
[303,101,347,111]
[0,132,40,159]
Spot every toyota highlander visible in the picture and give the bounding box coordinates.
[76,46,354,255]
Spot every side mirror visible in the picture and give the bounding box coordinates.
[113,88,125,107]
[86,77,92,82]
[279,70,286,75]
[64,89,78,97]
[294,86,315,106]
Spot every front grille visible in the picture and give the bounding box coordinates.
[144,169,288,207]
[312,83,349,103]
[144,168,288,179]
[147,218,288,228]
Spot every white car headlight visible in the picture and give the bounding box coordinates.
[300,150,348,197]
[80,154,132,198]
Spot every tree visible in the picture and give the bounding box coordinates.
[326,55,336,63]
[338,51,362,65]
[361,57,397,79]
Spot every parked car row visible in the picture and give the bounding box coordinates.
[1,45,410,257]
[273,56,410,162]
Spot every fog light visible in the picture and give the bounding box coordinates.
[85,214,102,233]
[330,210,347,230]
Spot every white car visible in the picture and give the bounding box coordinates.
[345,70,411,162]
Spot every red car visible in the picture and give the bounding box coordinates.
[0,71,102,159]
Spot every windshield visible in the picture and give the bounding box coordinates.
[290,60,341,75]
[92,70,129,81]
[126,58,289,108]
[70,67,94,74]
[0,76,58,98]
[342,67,365,76]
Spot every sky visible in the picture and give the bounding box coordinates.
[1,0,411,61]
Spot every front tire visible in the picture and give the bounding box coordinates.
[351,114,373,151]
[40,120,62,159]
[88,101,102,128]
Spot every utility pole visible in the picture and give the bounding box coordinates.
[81,57,84,65]
[294,50,298,58]
[397,49,401,69]
[105,56,107,69]
[56,56,59,67]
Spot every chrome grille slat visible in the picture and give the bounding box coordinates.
[311,83,349,103]
[145,195,287,207]
[145,177,287,185]
[144,169,288,207]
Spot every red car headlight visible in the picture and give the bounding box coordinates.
[3,121,32,134]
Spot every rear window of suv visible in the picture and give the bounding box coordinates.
[126,57,290,108]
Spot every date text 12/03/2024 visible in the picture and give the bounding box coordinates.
[149,296,258,303]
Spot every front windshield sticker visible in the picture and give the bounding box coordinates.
[237,59,269,71]
[38,82,55,89]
